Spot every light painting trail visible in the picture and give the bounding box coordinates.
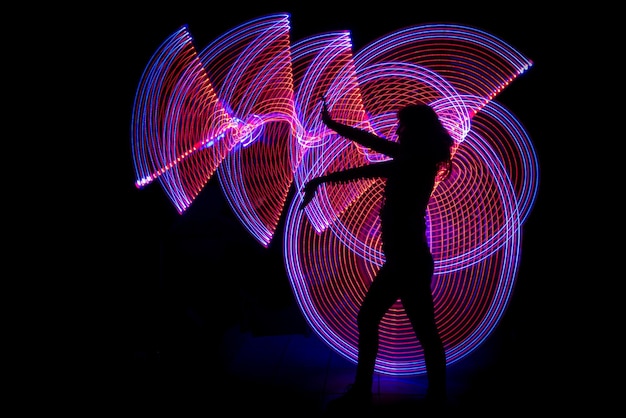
[131,13,538,375]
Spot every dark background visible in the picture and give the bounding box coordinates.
[34,2,606,413]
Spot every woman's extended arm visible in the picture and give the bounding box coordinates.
[322,103,400,158]
[299,161,391,210]
[315,162,390,184]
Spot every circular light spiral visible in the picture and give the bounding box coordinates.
[131,13,538,375]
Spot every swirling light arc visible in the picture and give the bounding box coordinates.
[130,13,538,375]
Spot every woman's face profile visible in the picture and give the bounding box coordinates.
[395,120,406,137]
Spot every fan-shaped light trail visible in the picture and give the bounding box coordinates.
[131,13,538,375]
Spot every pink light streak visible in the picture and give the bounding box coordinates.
[130,13,538,375]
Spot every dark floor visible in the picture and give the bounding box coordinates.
[117,187,569,415]
[121,294,562,417]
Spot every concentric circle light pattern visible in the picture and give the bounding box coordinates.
[131,13,538,375]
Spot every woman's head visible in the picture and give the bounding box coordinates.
[396,104,454,179]
[396,104,448,137]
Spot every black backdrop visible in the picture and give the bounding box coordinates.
[36,2,604,414]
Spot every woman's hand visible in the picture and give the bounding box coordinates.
[321,96,332,127]
[299,178,322,210]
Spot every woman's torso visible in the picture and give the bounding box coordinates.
[379,154,437,257]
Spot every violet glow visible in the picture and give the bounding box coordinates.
[131,13,538,375]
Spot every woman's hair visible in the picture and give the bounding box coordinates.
[397,104,454,181]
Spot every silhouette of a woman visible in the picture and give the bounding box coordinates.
[300,100,454,411]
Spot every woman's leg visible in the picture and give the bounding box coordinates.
[401,254,447,402]
[326,265,400,411]
[353,264,400,391]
